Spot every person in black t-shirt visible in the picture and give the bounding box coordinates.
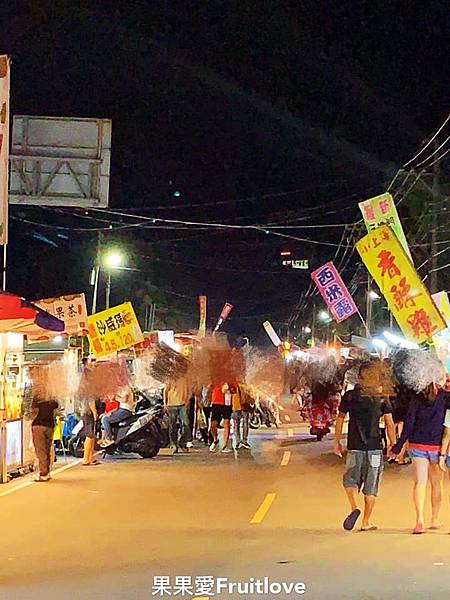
[334,361,396,532]
[27,365,59,482]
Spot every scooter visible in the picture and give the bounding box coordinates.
[101,402,164,458]
[309,404,333,441]
[68,390,168,459]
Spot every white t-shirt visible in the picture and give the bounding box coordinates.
[444,408,450,428]
[117,387,135,412]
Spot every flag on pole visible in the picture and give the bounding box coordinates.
[311,261,358,323]
[359,193,411,259]
[262,320,282,347]
[356,225,446,343]
[198,295,207,337]
[0,55,10,245]
[213,302,233,332]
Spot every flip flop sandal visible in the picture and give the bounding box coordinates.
[343,508,361,531]
[429,523,442,530]
[361,525,378,531]
[412,525,425,535]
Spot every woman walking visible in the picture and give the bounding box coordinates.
[390,383,450,534]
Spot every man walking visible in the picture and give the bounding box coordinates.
[334,362,396,532]
[209,383,232,453]
[164,375,191,454]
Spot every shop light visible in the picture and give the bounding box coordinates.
[372,338,388,350]
[382,330,419,349]
[53,335,63,344]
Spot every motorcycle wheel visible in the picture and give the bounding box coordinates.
[249,412,261,429]
[69,436,84,458]
[137,439,160,458]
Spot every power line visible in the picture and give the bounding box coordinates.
[402,112,450,168]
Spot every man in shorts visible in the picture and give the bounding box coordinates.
[209,383,232,453]
[334,362,396,531]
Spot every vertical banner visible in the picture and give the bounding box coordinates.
[262,320,282,347]
[213,302,233,332]
[311,261,358,323]
[356,225,446,343]
[432,291,450,327]
[359,192,411,258]
[0,55,10,245]
[198,295,207,338]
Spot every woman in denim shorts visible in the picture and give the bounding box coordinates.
[391,383,450,534]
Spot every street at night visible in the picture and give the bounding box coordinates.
[1,3,450,599]
[1,411,450,600]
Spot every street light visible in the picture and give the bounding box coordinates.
[319,310,331,322]
[104,250,124,309]
[368,290,380,300]
[303,326,312,334]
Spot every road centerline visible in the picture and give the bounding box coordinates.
[280,450,291,466]
[250,492,277,524]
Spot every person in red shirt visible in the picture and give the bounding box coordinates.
[209,383,232,453]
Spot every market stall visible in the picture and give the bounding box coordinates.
[0,293,64,482]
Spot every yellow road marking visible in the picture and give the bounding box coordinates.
[193,597,210,600]
[280,450,291,466]
[0,459,82,498]
[284,414,291,422]
[287,428,294,437]
[250,492,277,524]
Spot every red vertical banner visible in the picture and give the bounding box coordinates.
[198,295,207,337]
[214,302,233,332]
[0,55,10,245]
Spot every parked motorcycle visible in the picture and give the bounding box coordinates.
[68,388,168,459]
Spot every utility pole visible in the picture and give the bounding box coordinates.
[430,139,440,293]
[91,232,103,314]
[366,275,373,336]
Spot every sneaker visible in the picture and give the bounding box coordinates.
[34,475,50,482]
[241,441,251,449]
[221,446,232,454]
[186,441,193,449]
[235,442,243,450]
[209,441,219,452]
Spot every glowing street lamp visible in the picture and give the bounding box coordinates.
[318,310,331,322]
[104,251,124,269]
[104,250,125,309]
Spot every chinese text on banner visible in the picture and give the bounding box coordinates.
[356,225,446,343]
[88,301,144,358]
[36,294,88,335]
[311,261,358,323]
[359,192,411,258]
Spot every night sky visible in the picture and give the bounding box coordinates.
[2,1,449,342]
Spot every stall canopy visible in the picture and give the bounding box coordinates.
[0,292,64,337]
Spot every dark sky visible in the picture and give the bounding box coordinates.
[2,0,449,341]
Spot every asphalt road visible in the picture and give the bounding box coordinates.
[1,404,450,600]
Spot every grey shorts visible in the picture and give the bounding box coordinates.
[343,450,384,496]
